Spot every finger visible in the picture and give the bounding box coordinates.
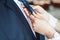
[32,23,36,29]
[33,6,47,14]
[33,13,44,20]
[24,8,30,17]
[21,4,25,8]
[30,15,36,21]
[34,9,41,14]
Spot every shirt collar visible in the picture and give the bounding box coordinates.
[14,0,18,3]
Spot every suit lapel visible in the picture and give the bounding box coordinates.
[6,0,36,38]
[19,0,45,40]
[6,0,28,26]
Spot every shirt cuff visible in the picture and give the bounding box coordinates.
[48,32,60,40]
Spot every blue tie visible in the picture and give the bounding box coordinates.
[19,0,37,14]
[18,0,45,40]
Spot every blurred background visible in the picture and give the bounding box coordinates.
[26,0,60,20]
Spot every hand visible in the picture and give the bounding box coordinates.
[32,6,58,29]
[29,14,56,38]
[24,5,56,38]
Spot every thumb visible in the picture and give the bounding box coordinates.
[29,15,37,22]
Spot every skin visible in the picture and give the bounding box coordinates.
[32,6,60,33]
[23,5,60,38]
[23,5,56,38]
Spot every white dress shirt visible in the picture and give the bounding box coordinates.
[13,0,36,37]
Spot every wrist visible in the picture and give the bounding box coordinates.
[46,31,55,39]
[45,28,56,38]
[48,32,60,40]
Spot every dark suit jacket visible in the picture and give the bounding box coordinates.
[0,0,45,40]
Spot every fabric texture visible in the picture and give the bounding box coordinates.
[0,0,36,40]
